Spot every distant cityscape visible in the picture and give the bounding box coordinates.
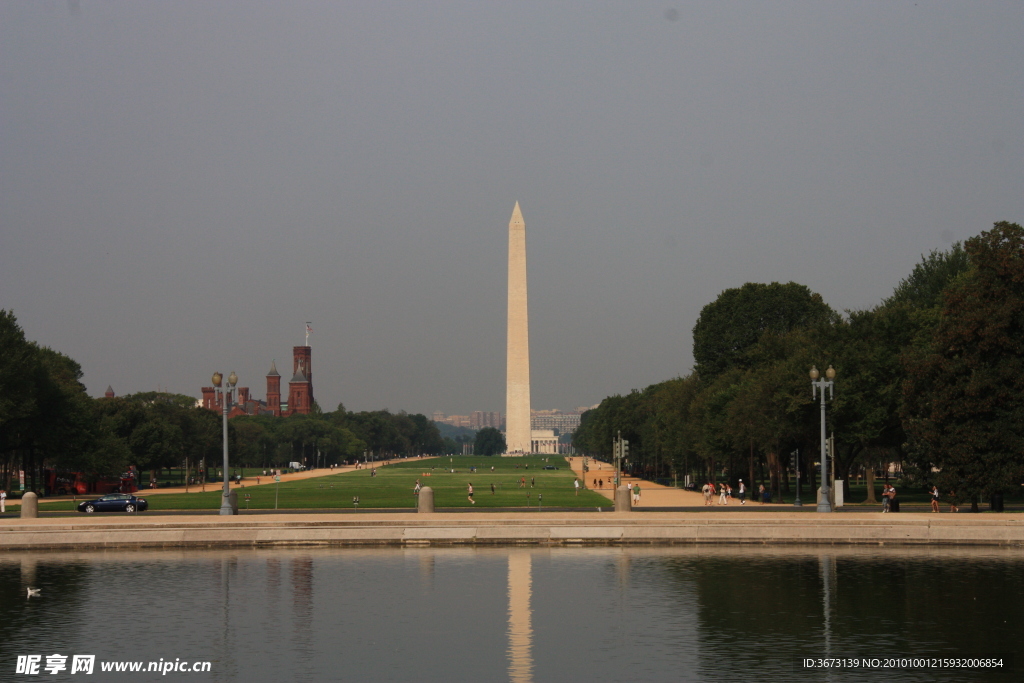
[432,406,598,435]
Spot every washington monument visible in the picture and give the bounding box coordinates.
[505,202,531,454]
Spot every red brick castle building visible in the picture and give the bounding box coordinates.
[201,345,314,418]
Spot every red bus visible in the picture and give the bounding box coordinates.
[44,468,138,496]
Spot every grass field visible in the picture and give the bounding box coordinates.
[38,456,610,511]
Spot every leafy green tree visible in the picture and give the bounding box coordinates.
[902,222,1024,510]
[692,282,836,382]
[474,427,506,456]
[884,243,971,309]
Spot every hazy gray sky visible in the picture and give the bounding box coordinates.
[2,1,1022,416]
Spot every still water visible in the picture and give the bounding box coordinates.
[1,546,1020,682]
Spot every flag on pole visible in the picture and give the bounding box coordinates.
[306,323,312,333]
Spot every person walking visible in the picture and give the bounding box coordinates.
[574,478,580,496]
[758,484,766,505]
[948,490,959,513]
[0,490,5,513]
[632,482,641,505]
[930,486,940,513]
[738,479,746,505]
[719,483,728,505]
[414,479,421,496]
[467,483,475,504]
[702,482,712,506]
[881,484,890,512]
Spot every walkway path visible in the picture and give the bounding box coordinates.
[2,456,439,506]
[566,457,796,508]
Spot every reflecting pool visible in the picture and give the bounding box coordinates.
[1,546,1020,682]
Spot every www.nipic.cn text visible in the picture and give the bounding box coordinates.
[16,655,212,675]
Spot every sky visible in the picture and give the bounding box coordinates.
[2,1,1023,417]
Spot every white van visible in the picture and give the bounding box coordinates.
[288,462,306,471]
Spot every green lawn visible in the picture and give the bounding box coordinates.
[39,456,608,511]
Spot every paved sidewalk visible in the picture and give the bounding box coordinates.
[1,456,438,506]
[566,457,796,508]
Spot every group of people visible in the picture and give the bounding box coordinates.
[571,477,642,504]
[881,483,897,512]
[701,480,748,505]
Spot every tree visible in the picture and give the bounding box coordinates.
[884,243,971,309]
[902,222,1024,510]
[474,427,506,456]
[692,282,837,382]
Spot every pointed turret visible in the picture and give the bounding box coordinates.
[266,360,282,416]
[104,385,115,398]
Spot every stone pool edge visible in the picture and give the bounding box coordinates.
[1,513,1022,549]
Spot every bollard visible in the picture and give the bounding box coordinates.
[20,492,38,519]
[418,486,434,513]
[614,485,631,512]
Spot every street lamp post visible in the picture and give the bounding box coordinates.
[212,370,238,515]
[792,449,802,507]
[810,365,836,513]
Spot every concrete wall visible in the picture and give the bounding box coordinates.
[1,514,1021,550]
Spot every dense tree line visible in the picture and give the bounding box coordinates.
[0,310,447,493]
[574,222,1024,510]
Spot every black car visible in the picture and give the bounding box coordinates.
[77,494,148,513]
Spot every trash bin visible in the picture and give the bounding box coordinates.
[990,493,1004,512]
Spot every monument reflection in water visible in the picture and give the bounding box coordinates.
[1,547,1022,683]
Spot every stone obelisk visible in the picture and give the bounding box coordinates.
[505,202,531,454]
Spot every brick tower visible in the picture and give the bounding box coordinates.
[266,360,281,417]
[287,346,313,415]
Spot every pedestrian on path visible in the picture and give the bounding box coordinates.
[632,483,641,505]
[758,484,765,505]
[467,483,475,504]
[948,490,959,513]
[702,482,712,506]
[574,478,580,496]
[738,480,746,505]
[719,484,728,505]
[881,484,891,512]
[930,486,940,512]
[414,480,421,496]
[0,490,5,513]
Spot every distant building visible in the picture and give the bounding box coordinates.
[433,411,504,430]
[201,345,314,419]
[529,429,558,454]
[530,409,582,435]
[470,411,503,430]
